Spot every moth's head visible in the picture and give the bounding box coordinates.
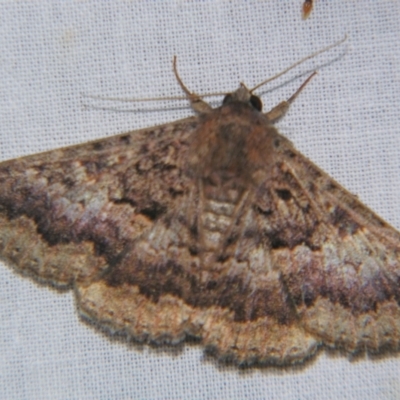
[222,83,263,112]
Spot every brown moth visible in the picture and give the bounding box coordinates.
[0,47,399,367]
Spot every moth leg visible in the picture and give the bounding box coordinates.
[223,191,259,261]
[280,159,329,225]
[264,71,317,122]
[197,179,207,269]
[173,56,213,114]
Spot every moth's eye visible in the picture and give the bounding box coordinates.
[222,93,233,105]
[249,95,263,111]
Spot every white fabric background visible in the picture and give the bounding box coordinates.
[0,1,399,399]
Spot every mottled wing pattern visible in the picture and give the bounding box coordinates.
[84,130,399,365]
[275,142,400,353]
[0,116,198,287]
[1,107,399,366]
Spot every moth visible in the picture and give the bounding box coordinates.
[0,41,399,366]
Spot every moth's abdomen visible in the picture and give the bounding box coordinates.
[197,179,254,262]
[201,196,237,252]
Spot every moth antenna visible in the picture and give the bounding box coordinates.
[263,71,317,122]
[173,56,213,113]
[287,71,317,105]
[172,55,194,99]
[82,36,346,105]
[81,57,228,104]
[81,93,190,103]
[250,35,347,93]
[81,91,229,104]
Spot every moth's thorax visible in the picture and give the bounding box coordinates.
[187,101,279,187]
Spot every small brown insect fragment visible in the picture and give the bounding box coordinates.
[303,0,313,19]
